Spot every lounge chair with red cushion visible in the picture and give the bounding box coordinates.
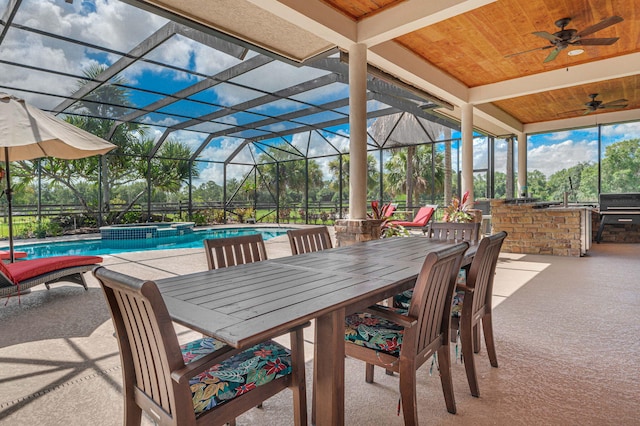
[0,255,103,298]
[381,203,397,218]
[390,205,438,232]
[0,250,28,261]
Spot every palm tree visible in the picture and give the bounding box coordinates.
[384,145,445,206]
[371,113,448,208]
[111,138,197,222]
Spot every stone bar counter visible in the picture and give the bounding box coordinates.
[490,199,595,257]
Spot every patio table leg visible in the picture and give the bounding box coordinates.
[314,308,345,426]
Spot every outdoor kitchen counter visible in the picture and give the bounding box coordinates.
[490,199,594,256]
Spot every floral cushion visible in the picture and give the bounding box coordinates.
[393,268,467,310]
[181,338,292,415]
[344,311,406,357]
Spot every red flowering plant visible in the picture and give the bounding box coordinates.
[367,200,408,238]
[442,190,473,223]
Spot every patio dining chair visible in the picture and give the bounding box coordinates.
[450,231,507,397]
[94,266,308,426]
[425,222,481,243]
[286,226,333,255]
[393,222,480,310]
[286,226,332,423]
[344,242,469,422]
[204,234,268,270]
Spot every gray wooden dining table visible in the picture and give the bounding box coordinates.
[155,236,476,425]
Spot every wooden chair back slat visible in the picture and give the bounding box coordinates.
[287,227,333,255]
[204,234,268,270]
[426,221,481,242]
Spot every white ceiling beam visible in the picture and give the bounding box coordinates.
[368,41,469,106]
[248,0,356,46]
[358,0,496,47]
[523,108,640,134]
[473,103,524,134]
[434,105,518,137]
[469,52,640,104]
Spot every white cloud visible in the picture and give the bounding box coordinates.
[548,130,574,141]
[601,121,640,141]
[194,138,249,184]
[528,139,598,177]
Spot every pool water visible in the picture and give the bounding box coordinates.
[4,227,290,259]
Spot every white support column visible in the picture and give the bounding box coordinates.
[517,132,527,197]
[461,103,474,203]
[348,43,367,220]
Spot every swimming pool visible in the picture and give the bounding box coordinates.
[3,227,290,259]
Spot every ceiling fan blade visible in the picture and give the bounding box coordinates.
[504,45,552,58]
[557,109,588,116]
[575,37,619,46]
[601,99,628,107]
[601,104,627,109]
[576,16,623,38]
[532,31,561,42]
[543,48,560,63]
[583,109,595,115]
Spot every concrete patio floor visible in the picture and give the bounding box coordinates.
[0,228,638,425]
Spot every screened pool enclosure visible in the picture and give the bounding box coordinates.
[0,0,513,235]
[3,0,634,237]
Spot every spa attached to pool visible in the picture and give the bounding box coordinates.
[99,222,196,240]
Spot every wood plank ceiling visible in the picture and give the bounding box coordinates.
[322,0,640,126]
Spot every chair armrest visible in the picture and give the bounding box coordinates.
[366,305,417,328]
[171,345,242,385]
[456,283,474,293]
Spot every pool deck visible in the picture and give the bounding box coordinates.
[1,226,639,425]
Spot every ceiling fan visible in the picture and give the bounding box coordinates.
[561,93,628,115]
[506,16,623,63]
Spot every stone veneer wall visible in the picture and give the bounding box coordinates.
[334,219,382,247]
[590,210,640,242]
[490,199,584,256]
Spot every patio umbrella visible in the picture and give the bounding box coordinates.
[0,92,116,262]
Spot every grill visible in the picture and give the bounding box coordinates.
[596,193,640,243]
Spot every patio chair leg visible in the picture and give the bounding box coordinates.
[461,319,480,397]
[399,362,419,425]
[450,317,460,343]
[290,328,308,426]
[482,315,499,368]
[473,324,481,353]
[365,363,375,383]
[437,346,457,413]
[123,399,142,426]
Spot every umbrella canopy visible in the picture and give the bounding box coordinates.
[0,93,116,160]
[0,92,117,261]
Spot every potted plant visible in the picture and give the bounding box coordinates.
[368,200,408,238]
[443,191,477,223]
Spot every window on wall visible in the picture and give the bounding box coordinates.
[527,127,599,202]
[493,137,512,199]
[600,122,640,194]
[472,136,489,200]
